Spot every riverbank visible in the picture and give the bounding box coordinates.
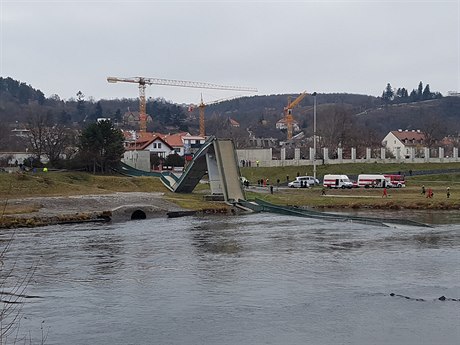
[247,182,460,211]
[1,170,459,228]
[0,192,233,229]
[0,172,231,228]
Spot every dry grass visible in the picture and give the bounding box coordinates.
[247,183,460,210]
[0,212,101,229]
[0,171,168,197]
[1,204,42,215]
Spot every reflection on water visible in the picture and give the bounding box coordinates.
[2,213,460,345]
[190,221,243,255]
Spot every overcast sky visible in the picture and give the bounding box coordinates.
[1,0,459,105]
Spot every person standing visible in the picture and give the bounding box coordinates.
[426,188,433,198]
[421,185,426,195]
[447,187,450,199]
[382,187,388,198]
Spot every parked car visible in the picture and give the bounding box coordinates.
[288,176,319,188]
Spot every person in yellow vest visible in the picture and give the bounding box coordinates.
[43,167,48,172]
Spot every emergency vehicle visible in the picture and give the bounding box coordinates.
[384,174,406,188]
[323,174,354,189]
[357,174,389,188]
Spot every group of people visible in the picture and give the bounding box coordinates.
[240,160,252,167]
[240,160,260,168]
[257,178,269,187]
[421,185,451,198]
[421,185,434,198]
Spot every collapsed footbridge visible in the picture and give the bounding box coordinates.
[118,136,245,203]
[162,136,245,202]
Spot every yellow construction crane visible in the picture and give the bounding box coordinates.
[107,76,257,132]
[284,91,308,140]
[195,94,242,136]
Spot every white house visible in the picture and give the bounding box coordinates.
[142,136,175,158]
[382,129,425,159]
[160,132,191,156]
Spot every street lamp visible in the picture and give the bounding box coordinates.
[312,92,317,181]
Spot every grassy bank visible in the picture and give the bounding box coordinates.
[246,183,460,210]
[0,171,167,197]
[1,163,460,219]
[0,171,218,217]
[239,162,460,210]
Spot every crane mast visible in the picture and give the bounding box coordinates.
[107,76,257,133]
[198,95,206,137]
[196,95,241,137]
[138,80,147,132]
[284,91,308,140]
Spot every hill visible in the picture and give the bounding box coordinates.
[355,97,460,136]
[1,77,458,145]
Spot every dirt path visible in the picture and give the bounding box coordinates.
[4,192,184,217]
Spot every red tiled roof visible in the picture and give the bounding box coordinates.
[228,118,240,126]
[123,130,194,150]
[391,130,425,142]
[125,135,174,151]
[161,132,190,147]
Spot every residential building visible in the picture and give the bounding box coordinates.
[122,111,153,128]
[182,135,206,154]
[228,118,240,128]
[160,132,191,156]
[121,130,205,157]
[382,129,425,158]
[276,118,300,132]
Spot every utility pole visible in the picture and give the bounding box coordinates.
[313,92,317,181]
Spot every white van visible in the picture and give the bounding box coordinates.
[323,174,354,189]
[288,176,319,188]
[357,174,389,188]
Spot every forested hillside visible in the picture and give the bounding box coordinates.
[0,77,188,133]
[1,77,458,147]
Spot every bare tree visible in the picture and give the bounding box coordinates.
[26,107,50,162]
[26,108,74,167]
[0,124,10,151]
[0,233,45,344]
[317,105,354,151]
[419,107,447,148]
[42,125,72,166]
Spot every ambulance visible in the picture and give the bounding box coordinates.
[322,174,354,189]
[357,174,389,188]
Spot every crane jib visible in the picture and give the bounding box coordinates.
[107,76,257,92]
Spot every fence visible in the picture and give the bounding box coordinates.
[236,147,460,167]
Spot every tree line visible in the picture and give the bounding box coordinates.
[0,78,188,133]
[381,81,443,104]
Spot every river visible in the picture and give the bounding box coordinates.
[2,213,460,344]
